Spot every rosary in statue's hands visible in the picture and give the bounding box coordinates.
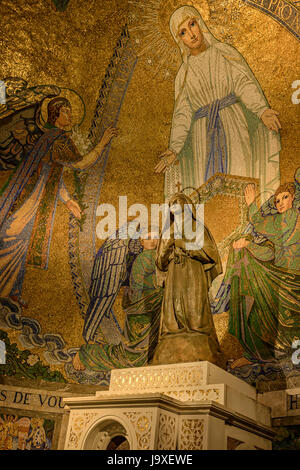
[154,149,177,173]
[260,109,281,132]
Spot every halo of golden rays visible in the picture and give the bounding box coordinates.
[128,0,246,78]
[128,0,210,76]
[40,87,85,132]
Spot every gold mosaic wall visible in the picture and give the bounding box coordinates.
[0,0,299,378]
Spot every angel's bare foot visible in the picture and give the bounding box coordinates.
[72,351,85,371]
[230,357,253,369]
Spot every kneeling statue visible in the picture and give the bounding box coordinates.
[152,192,224,367]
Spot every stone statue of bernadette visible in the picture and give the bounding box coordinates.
[152,193,224,367]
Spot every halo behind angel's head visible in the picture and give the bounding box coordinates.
[39,87,85,132]
[47,97,71,125]
[169,5,218,63]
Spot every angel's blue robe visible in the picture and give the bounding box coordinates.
[0,127,82,297]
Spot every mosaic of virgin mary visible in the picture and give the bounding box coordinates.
[155,5,281,203]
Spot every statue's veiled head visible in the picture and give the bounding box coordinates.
[169,191,198,217]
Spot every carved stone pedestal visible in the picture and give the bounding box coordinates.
[63,361,274,450]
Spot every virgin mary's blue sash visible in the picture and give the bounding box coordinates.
[194,92,238,181]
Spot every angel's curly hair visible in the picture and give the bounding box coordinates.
[47,97,71,125]
[274,182,295,201]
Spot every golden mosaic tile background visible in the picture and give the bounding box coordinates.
[0,0,299,378]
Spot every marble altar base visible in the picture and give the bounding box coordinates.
[63,361,274,450]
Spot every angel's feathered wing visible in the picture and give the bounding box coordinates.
[0,111,42,170]
[0,78,60,170]
[83,225,143,343]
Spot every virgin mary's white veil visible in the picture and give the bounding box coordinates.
[165,5,280,203]
[169,5,218,66]
[169,5,273,106]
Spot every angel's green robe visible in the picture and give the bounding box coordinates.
[226,172,300,361]
[78,249,163,371]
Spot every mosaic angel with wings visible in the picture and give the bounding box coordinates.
[0,78,117,307]
[214,168,300,368]
[72,226,164,372]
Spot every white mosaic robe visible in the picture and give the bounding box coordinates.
[166,46,280,202]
